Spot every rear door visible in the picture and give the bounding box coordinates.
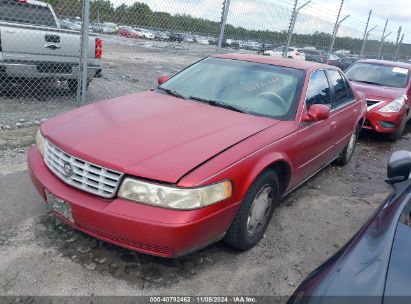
[293,70,336,183]
[326,69,358,154]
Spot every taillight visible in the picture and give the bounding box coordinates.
[95,38,102,59]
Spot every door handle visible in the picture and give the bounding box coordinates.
[353,108,358,113]
[45,44,61,50]
[331,121,337,130]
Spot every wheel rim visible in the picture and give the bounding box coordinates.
[247,184,273,237]
[346,130,357,157]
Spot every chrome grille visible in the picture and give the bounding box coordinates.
[44,141,124,198]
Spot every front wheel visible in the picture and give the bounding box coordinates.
[335,125,359,165]
[389,114,407,141]
[223,170,280,250]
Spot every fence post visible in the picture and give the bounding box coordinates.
[392,26,402,61]
[77,0,91,106]
[283,0,311,58]
[326,0,345,62]
[394,34,404,61]
[217,0,231,52]
[377,19,388,59]
[359,10,372,58]
[361,25,377,59]
[326,15,349,62]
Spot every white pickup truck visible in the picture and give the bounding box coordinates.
[0,0,102,93]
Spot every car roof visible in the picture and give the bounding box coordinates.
[212,53,337,72]
[356,59,411,69]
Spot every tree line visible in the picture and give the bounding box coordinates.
[43,0,410,59]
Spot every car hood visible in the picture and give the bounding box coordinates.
[350,81,405,102]
[42,91,278,184]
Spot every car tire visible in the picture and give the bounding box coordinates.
[389,114,407,141]
[335,124,360,166]
[223,170,280,250]
[287,56,293,59]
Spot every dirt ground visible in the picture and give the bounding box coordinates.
[1,124,411,297]
[1,35,411,297]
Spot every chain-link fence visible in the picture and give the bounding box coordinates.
[1,0,411,129]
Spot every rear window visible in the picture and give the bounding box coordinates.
[0,0,57,27]
[346,62,409,88]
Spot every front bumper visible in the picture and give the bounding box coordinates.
[363,110,404,133]
[28,146,239,258]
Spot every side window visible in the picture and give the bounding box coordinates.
[305,70,331,108]
[341,71,354,99]
[328,70,351,108]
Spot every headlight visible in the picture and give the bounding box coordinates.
[36,128,45,157]
[118,178,232,210]
[379,96,406,112]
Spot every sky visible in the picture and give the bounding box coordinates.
[117,0,411,43]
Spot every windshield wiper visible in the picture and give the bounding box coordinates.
[157,87,188,99]
[350,79,383,86]
[189,96,248,114]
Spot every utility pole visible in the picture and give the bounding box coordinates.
[393,26,402,61]
[283,0,311,58]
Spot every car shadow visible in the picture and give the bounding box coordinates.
[35,212,241,288]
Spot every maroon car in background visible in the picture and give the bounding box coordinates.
[345,59,411,140]
[28,55,365,257]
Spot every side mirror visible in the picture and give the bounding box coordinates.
[157,74,170,85]
[302,104,330,122]
[386,151,411,184]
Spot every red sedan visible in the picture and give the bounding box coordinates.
[118,26,139,38]
[28,54,365,257]
[345,59,411,140]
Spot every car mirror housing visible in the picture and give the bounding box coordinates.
[386,150,411,184]
[302,104,330,123]
[157,74,170,85]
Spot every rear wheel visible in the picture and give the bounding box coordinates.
[335,125,359,165]
[68,79,89,94]
[224,170,280,250]
[389,114,407,141]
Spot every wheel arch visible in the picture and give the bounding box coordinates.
[243,153,293,198]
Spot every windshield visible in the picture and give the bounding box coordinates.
[159,57,305,120]
[345,63,409,88]
[0,0,57,27]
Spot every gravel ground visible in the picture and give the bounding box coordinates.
[1,125,411,297]
[1,35,411,297]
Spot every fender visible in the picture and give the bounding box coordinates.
[239,151,293,198]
